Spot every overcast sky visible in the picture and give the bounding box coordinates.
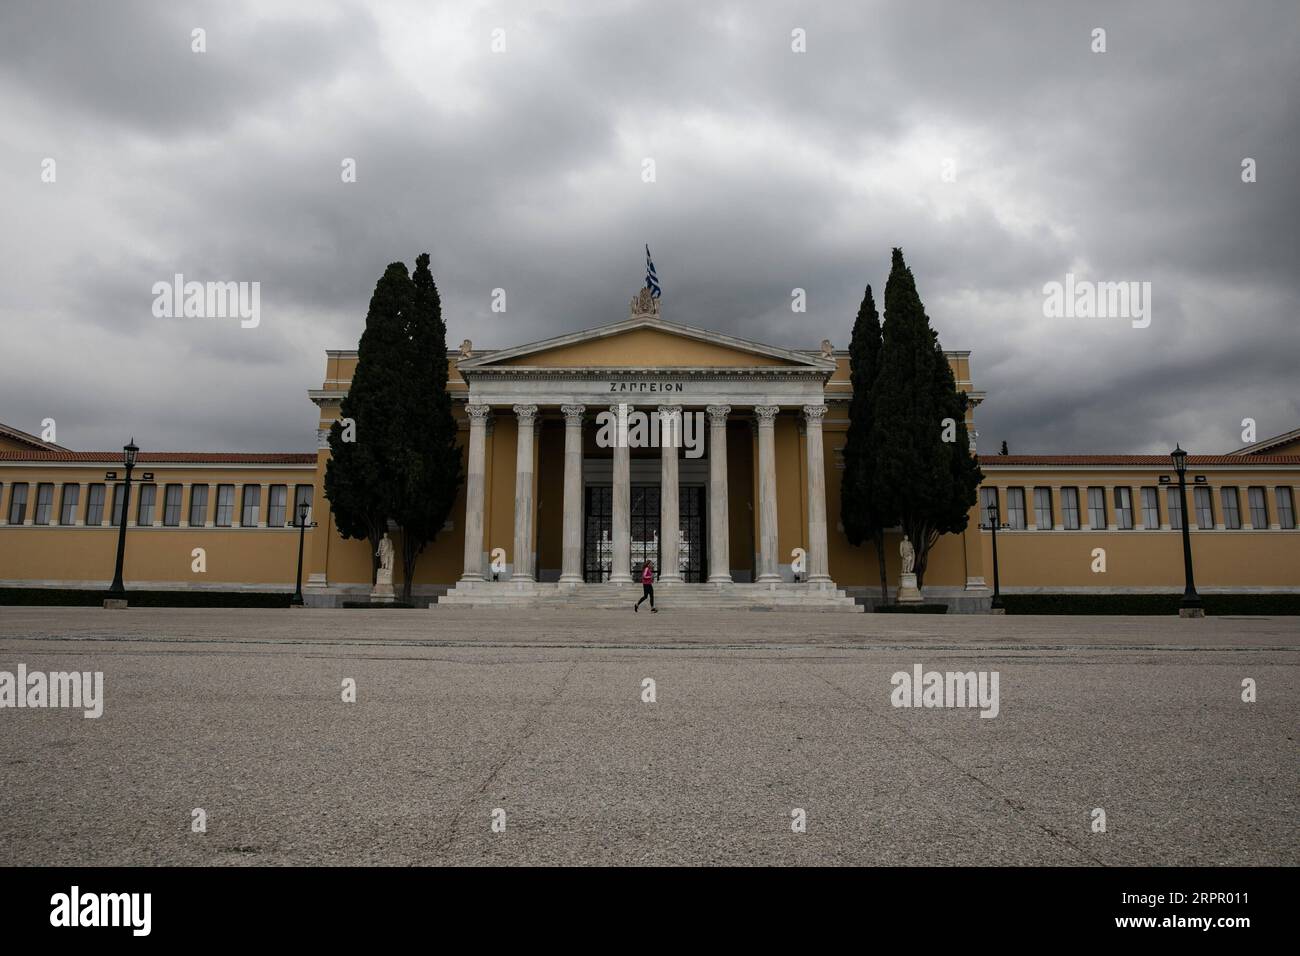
[1,0,1296,455]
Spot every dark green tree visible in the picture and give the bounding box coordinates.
[840,284,890,601]
[869,248,983,589]
[389,252,463,603]
[324,261,414,583]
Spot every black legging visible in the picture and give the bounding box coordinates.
[636,583,655,609]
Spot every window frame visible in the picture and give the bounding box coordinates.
[240,484,261,527]
[136,483,158,526]
[34,482,55,525]
[1005,487,1026,530]
[1061,487,1080,530]
[1276,487,1296,529]
[1246,487,1268,529]
[1220,487,1241,530]
[86,483,106,526]
[1114,486,1134,529]
[163,484,183,527]
[1140,486,1160,529]
[8,482,30,524]
[1032,487,1053,530]
[268,484,288,527]
[189,484,210,527]
[215,484,235,527]
[1193,486,1214,529]
[1087,486,1107,529]
[59,483,81,525]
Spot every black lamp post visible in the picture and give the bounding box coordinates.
[106,438,139,603]
[1171,444,1203,617]
[987,499,1005,611]
[291,500,316,607]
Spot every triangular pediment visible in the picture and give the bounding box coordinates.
[458,316,834,372]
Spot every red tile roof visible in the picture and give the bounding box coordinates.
[980,455,1300,466]
[0,451,315,464]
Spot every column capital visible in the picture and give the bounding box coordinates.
[560,404,586,425]
[706,404,731,425]
[656,403,682,416]
[608,402,634,415]
[802,404,828,423]
[513,404,539,426]
[754,405,780,424]
[466,403,492,423]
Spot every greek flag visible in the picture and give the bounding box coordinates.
[645,245,662,298]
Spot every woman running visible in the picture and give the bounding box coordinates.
[634,559,658,613]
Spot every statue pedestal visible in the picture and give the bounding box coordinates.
[896,572,923,605]
[371,569,395,605]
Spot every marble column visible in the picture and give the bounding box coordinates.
[460,404,491,581]
[512,404,539,581]
[803,404,831,584]
[755,405,782,582]
[706,405,732,583]
[658,405,682,583]
[559,405,586,583]
[609,403,633,583]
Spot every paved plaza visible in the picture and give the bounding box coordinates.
[1,607,1296,866]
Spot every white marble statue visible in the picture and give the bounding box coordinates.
[376,532,395,585]
[899,535,915,575]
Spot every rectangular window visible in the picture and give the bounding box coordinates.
[111,484,128,526]
[59,483,80,525]
[215,484,235,527]
[1006,488,1026,530]
[1033,487,1053,529]
[268,484,288,527]
[1141,487,1160,528]
[34,483,54,525]
[1087,487,1107,528]
[294,485,314,526]
[1167,488,1183,530]
[86,484,105,525]
[1114,487,1134,529]
[1220,487,1241,530]
[1276,488,1296,529]
[1247,487,1268,528]
[240,484,261,527]
[137,483,157,525]
[189,485,209,527]
[1061,487,1080,530]
[979,487,999,527]
[8,483,30,524]
[1193,486,1214,528]
[163,484,183,526]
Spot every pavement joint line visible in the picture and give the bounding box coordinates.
[2,635,1298,654]
[800,663,1109,867]
[430,660,578,855]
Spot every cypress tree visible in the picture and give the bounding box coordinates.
[389,252,463,603]
[840,284,890,601]
[869,248,983,589]
[324,261,413,583]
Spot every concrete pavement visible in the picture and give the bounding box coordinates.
[1,607,1296,865]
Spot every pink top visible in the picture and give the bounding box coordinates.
[642,565,654,584]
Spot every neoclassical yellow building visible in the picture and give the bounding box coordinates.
[2,295,1298,609]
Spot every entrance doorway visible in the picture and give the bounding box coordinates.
[582,485,706,582]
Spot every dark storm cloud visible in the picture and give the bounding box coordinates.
[0,0,1296,455]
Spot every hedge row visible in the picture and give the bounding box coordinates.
[1000,593,1300,616]
[0,588,292,608]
